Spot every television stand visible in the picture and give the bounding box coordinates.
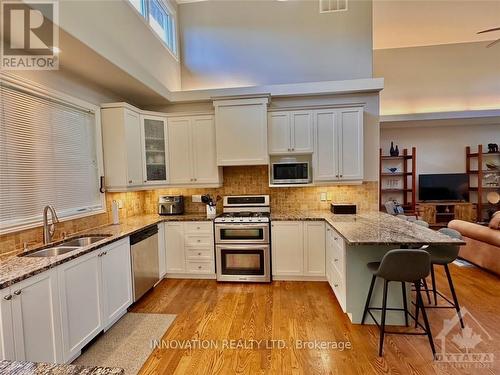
[416,202,476,228]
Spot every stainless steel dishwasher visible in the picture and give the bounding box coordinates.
[130,225,159,302]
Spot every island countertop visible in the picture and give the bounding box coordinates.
[271,211,466,246]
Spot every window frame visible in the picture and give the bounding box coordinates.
[0,72,106,235]
[126,0,179,60]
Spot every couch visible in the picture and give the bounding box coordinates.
[448,212,500,275]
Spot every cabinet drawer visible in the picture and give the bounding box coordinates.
[185,247,214,261]
[186,261,214,274]
[184,222,212,234]
[330,266,346,311]
[184,234,212,247]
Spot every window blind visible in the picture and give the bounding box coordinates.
[0,83,103,233]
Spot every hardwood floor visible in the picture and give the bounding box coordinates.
[131,264,500,374]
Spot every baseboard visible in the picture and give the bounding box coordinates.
[166,273,217,280]
[272,275,327,281]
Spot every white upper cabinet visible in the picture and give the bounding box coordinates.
[291,111,314,153]
[268,112,290,154]
[168,115,221,185]
[313,107,363,182]
[141,115,169,185]
[337,108,363,180]
[168,117,193,184]
[268,111,313,154]
[102,106,145,190]
[213,97,269,166]
[314,109,339,181]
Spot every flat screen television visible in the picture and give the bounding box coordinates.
[419,173,469,202]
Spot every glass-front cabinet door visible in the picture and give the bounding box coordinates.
[141,115,168,184]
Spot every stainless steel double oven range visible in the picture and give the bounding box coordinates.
[214,195,271,283]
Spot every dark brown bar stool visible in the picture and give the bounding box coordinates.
[361,249,435,357]
[420,228,464,328]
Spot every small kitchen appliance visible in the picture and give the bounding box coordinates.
[158,195,184,215]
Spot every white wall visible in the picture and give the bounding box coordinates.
[374,41,500,116]
[178,0,373,90]
[381,122,500,176]
[58,0,181,99]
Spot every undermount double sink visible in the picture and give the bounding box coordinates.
[22,235,112,258]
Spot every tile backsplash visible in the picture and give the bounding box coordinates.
[0,166,378,256]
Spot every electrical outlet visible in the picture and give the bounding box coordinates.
[192,195,202,203]
[320,192,327,201]
[116,200,123,209]
[327,192,333,201]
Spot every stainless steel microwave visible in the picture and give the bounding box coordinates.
[271,161,310,184]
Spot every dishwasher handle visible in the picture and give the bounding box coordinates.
[130,225,158,245]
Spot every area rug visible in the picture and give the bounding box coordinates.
[73,312,176,374]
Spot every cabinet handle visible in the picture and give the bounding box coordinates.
[3,295,12,300]
[197,226,200,230]
[334,258,339,262]
[334,284,339,288]
[326,228,330,232]
[198,252,202,256]
[13,290,21,296]
[334,237,338,240]
[335,175,339,178]
[128,180,133,184]
[198,266,202,269]
[197,239,201,243]
[340,175,343,178]
[98,252,103,257]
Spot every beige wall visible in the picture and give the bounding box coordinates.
[9,70,121,105]
[381,122,500,199]
[178,0,373,90]
[374,41,500,116]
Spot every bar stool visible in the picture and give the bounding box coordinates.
[420,227,464,328]
[361,249,435,357]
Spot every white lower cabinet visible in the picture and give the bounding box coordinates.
[0,270,63,363]
[271,221,325,279]
[303,221,326,276]
[58,250,103,362]
[165,222,186,273]
[58,238,132,362]
[100,239,133,329]
[165,222,215,277]
[158,223,167,279]
[271,222,304,276]
[325,224,347,311]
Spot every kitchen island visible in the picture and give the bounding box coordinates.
[272,211,465,325]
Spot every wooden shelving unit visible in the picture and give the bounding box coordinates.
[466,145,500,223]
[379,147,416,214]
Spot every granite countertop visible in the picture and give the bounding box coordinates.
[272,210,466,246]
[0,213,211,290]
[0,360,124,375]
[0,210,464,290]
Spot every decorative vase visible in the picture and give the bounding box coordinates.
[394,145,400,157]
[390,142,395,156]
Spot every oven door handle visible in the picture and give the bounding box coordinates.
[216,244,270,251]
[215,223,269,229]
